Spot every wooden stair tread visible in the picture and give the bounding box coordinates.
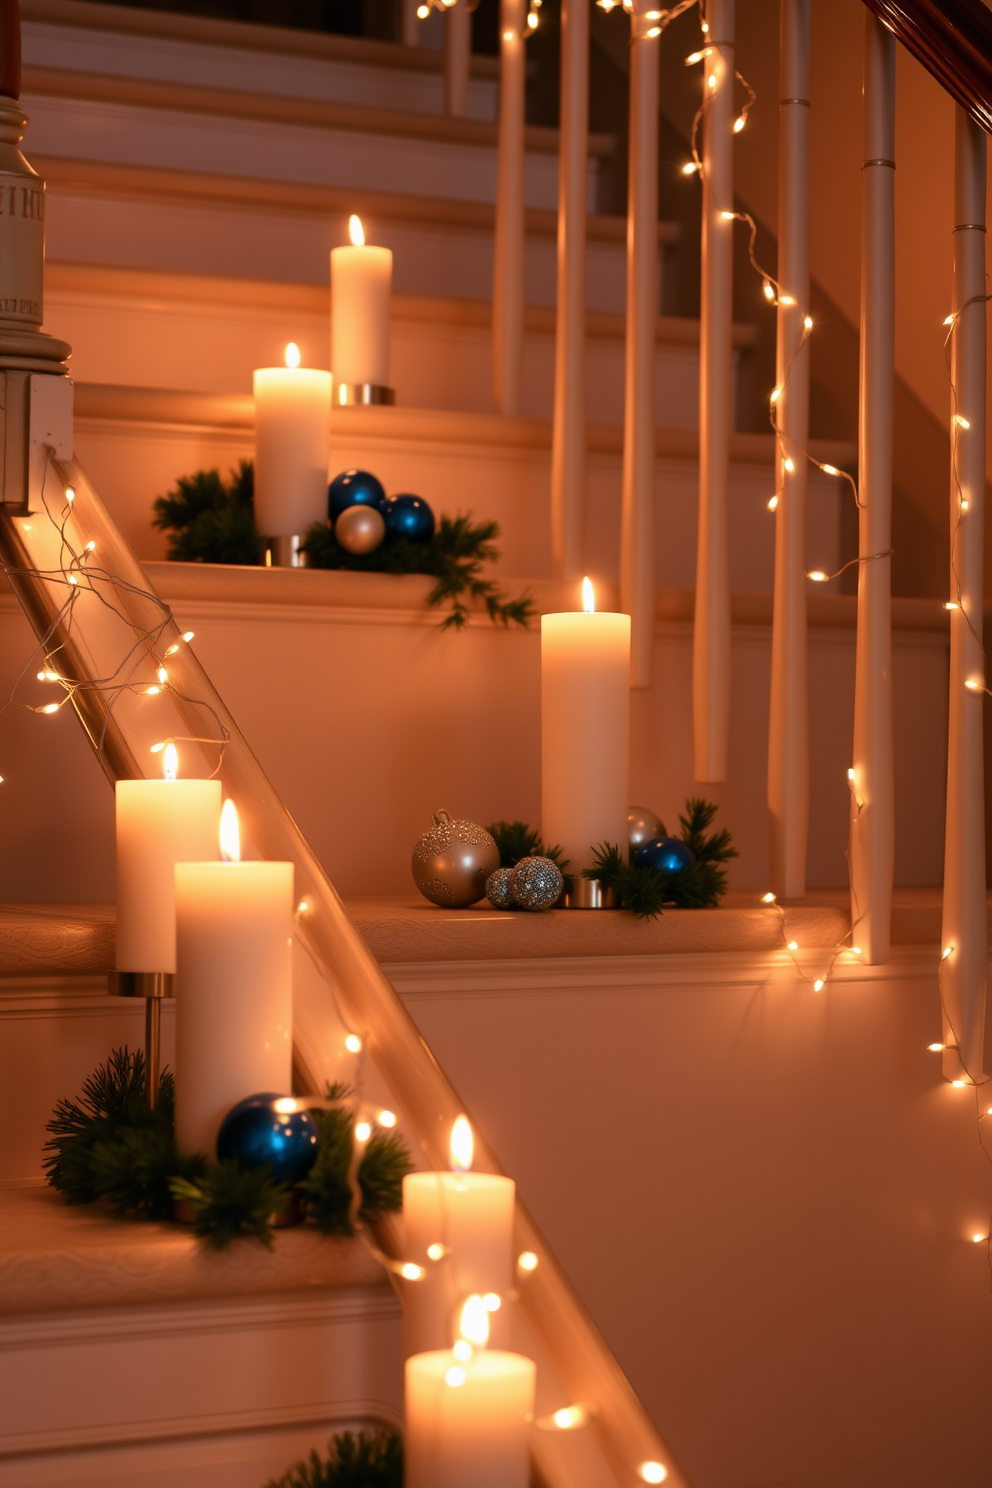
[0,1182,388,1316]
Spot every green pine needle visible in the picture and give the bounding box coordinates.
[44,1048,173,1204]
[152,461,257,565]
[265,1430,402,1488]
[585,843,668,919]
[299,1094,415,1237]
[484,821,571,881]
[169,1161,288,1250]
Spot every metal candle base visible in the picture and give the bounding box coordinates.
[260,534,309,568]
[563,878,618,910]
[108,971,175,1110]
[333,382,395,407]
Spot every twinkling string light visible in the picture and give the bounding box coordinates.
[417,0,542,36]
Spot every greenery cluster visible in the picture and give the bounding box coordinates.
[585,798,737,919]
[152,461,533,630]
[266,1430,402,1488]
[45,1053,412,1250]
[485,820,571,878]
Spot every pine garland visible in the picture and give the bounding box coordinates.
[266,1430,402,1488]
[584,797,738,918]
[44,1052,412,1249]
[151,462,533,630]
[485,820,570,876]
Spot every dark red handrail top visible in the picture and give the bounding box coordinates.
[862,0,992,135]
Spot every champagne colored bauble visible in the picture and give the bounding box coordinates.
[628,805,666,858]
[510,856,563,911]
[485,866,515,910]
[335,502,386,554]
[412,809,500,908]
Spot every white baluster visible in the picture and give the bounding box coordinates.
[941,109,987,1084]
[768,0,810,898]
[445,1,471,117]
[493,0,526,416]
[850,12,895,964]
[621,2,660,689]
[694,0,733,781]
[551,0,589,581]
[401,0,421,48]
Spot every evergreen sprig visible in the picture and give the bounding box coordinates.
[302,513,534,631]
[485,820,570,876]
[45,1054,411,1249]
[266,1430,402,1488]
[583,797,737,918]
[152,461,257,565]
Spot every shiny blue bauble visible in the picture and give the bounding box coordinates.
[382,493,435,544]
[216,1093,319,1185]
[634,836,697,875]
[327,468,387,524]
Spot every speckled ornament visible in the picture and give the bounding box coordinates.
[485,866,515,910]
[628,805,666,858]
[412,809,500,908]
[510,855,563,911]
[335,502,386,554]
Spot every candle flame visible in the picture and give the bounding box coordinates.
[450,1114,473,1172]
[220,799,241,862]
[284,342,301,369]
[349,214,365,247]
[582,576,596,613]
[162,742,178,781]
[459,1294,490,1347]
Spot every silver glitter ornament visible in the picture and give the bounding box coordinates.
[485,866,515,910]
[335,503,386,555]
[412,809,500,908]
[510,855,563,911]
[628,805,666,858]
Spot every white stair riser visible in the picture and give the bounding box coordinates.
[47,294,704,426]
[45,193,640,312]
[24,19,499,121]
[65,417,837,587]
[0,589,948,908]
[24,95,583,212]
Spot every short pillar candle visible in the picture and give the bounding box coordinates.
[330,215,392,396]
[541,577,630,872]
[174,802,294,1157]
[253,343,331,538]
[405,1348,535,1488]
[115,746,221,973]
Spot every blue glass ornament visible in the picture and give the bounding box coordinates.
[382,493,435,543]
[216,1092,319,1185]
[633,836,697,875]
[327,468,387,524]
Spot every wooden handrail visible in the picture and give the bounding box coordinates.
[860,0,992,135]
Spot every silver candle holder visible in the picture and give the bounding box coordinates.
[108,971,174,1110]
[259,533,309,568]
[563,878,618,910]
[334,382,395,407]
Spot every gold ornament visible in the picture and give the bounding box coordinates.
[412,809,500,908]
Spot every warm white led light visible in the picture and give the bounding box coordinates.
[767,495,779,511]
[945,601,959,610]
[822,464,840,477]
[927,1043,945,1052]
[453,1339,473,1361]
[355,1121,372,1142]
[847,768,855,781]
[952,1079,967,1089]
[761,892,776,904]
[639,1464,667,1484]
[427,1242,445,1261]
[681,161,699,175]
[763,281,775,301]
[345,1034,362,1053]
[787,941,798,952]
[813,978,825,992]
[803,315,813,331]
[445,1366,466,1388]
[482,1292,501,1311]
[378,1109,397,1127]
[778,294,796,306]
[518,1250,539,1272]
[783,457,795,473]
[808,570,828,583]
[954,414,971,429]
[719,209,735,220]
[401,1262,424,1280]
[733,115,745,133]
[972,1233,986,1244]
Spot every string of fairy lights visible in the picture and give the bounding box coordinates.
[416,0,543,38]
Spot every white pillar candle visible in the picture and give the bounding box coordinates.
[402,1117,515,1355]
[330,215,392,395]
[253,343,331,538]
[541,579,630,874]
[174,802,294,1157]
[115,745,221,973]
[405,1349,535,1488]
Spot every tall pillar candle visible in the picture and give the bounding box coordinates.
[550,0,588,580]
[541,580,630,873]
[768,0,811,899]
[174,804,294,1157]
[850,13,894,964]
[330,216,392,400]
[405,1349,535,1488]
[941,109,987,1084]
[402,1118,515,1355]
[253,344,331,539]
[694,0,734,781]
[115,747,221,973]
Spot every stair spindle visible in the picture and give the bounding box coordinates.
[940,108,987,1084]
[620,1,660,689]
[493,0,526,416]
[850,12,895,964]
[767,0,810,898]
[694,0,734,781]
[444,2,471,117]
[551,0,589,581]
